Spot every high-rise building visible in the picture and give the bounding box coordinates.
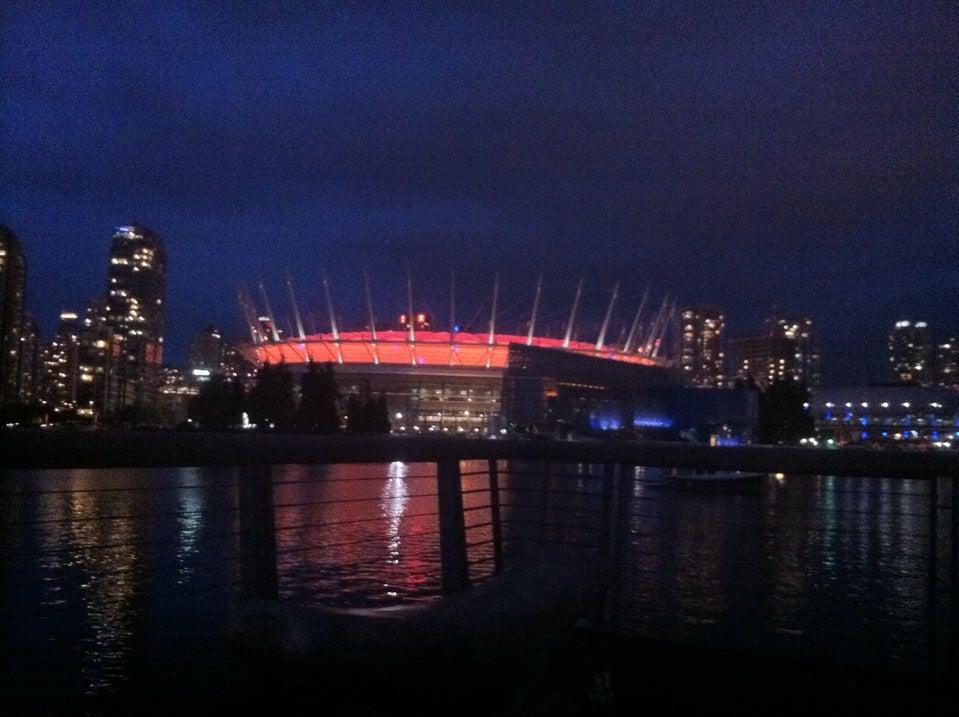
[104,225,166,416]
[0,225,26,406]
[189,324,224,382]
[43,311,82,411]
[730,314,821,389]
[15,311,43,403]
[221,340,257,392]
[767,315,820,389]
[679,306,725,387]
[937,339,959,391]
[76,298,118,421]
[729,335,796,389]
[889,320,930,385]
[157,366,198,425]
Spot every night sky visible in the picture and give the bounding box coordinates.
[2,2,957,384]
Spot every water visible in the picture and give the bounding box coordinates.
[0,463,952,708]
[619,470,947,672]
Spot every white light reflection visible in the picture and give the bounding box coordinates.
[381,461,410,566]
[175,468,203,585]
[60,469,140,696]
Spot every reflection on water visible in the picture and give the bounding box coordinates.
[619,470,943,672]
[175,468,203,585]
[0,467,244,706]
[0,463,950,707]
[382,461,410,580]
[269,462,449,606]
[57,470,143,696]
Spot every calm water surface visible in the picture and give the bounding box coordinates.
[0,462,950,708]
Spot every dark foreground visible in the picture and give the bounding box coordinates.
[76,633,953,715]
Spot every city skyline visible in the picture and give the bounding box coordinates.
[2,3,956,385]
[5,219,959,389]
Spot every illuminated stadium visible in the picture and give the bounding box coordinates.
[247,329,662,369]
[236,275,754,439]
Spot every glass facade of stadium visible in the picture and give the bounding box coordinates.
[324,363,503,435]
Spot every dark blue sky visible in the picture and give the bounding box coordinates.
[2,1,957,384]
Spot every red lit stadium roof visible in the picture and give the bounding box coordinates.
[245,330,662,369]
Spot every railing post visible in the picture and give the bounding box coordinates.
[952,476,958,664]
[437,458,470,594]
[756,473,770,648]
[613,464,633,571]
[600,463,615,557]
[238,463,278,600]
[928,476,939,675]
[604,463,635,630]
[538,461,552,546]
[487,458,504,575]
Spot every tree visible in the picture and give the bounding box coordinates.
[296,362,340,433]
[247,363,295,430]
[345,382,391,433]
[370,392,391,434]
[117,401,164,428]
[755,379,814,445]
[188,375,245,429]
[345,391,364,432]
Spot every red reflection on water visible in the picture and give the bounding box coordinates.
[271,463,438,602]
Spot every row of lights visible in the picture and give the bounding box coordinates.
[823,401,945,410]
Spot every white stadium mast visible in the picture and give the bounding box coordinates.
[449,271,457,366]
[406,267,416,365]
[237,284,262,345]
[526,275,543,346]
[362,268,379,365]
[486,272,499,369]
[562,278,584,349]
[321,269,343,363]
[595,281,620,352]
[286,274,306,340]
[623,287,649,354]
[257,276,281,343]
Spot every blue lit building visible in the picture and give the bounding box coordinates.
[810,385,959,447]
[503,344,757,442]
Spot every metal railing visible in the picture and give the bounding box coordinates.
[1,431,958,703]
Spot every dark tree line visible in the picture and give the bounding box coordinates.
[345,381,390,433]
[188,362,390,434]
[296,362,340,433]
[755,379,815,444]
[188,375,246,429]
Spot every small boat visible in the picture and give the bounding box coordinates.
[667,467,766,485]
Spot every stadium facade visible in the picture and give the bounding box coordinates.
[237,275,756,442]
